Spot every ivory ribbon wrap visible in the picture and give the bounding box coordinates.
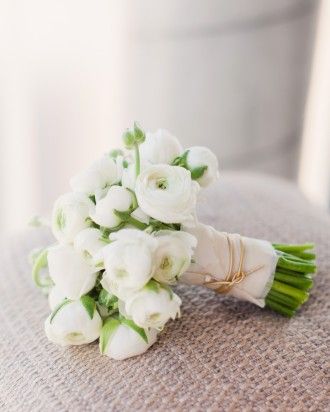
[181,223,279,307]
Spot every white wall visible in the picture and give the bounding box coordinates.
[0,0,319,232]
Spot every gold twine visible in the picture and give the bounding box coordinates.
[202,234,264,294]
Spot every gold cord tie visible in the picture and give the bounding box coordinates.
[202,234,264,294]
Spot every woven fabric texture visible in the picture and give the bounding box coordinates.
[0,173,329,411]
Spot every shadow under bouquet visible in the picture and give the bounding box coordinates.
[31,124,317,360]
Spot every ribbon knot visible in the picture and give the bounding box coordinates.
[203,234,263,293]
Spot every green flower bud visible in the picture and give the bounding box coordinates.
[122,130,135,149]
[133,122,145,144]
[109,149,124,159]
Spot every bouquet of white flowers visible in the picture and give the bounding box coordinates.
[31,123,316,360]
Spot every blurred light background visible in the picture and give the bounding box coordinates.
[0,0,329,233]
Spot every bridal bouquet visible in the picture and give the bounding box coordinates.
[31,123,316,360]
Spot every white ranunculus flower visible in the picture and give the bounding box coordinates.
[153,230,197,284]
[124,282,181,329]
[74,228,108,259]
[47,244,98,300]
[101,320,158,360]
[135,165,199,224]
[70,155,121,195]
[140,129,183,165]
[101,229,158,300]
[186,146,219,187]
[52,192,94,243]
[90,185,133,229]
[45,299,102,346]
[48,285,66,310]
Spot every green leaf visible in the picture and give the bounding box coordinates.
[145,280,173,299]
[190,165,208,180]
[145,279,161,293]
[80,295,96,319]
[32,249,53,288]
[99,318,120,354]
[120,318,148,343]
[98,289,118,309]
[50,298,72,323]
[171,150,189,168]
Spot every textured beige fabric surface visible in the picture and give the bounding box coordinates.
[0,173,329,412]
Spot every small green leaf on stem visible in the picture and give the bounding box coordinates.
[50,298,72,323]
[190,165,208,180]
[32,249,53,288]
[120,318,148,343]
[145,279,161,294]
[98,289,118,309]
[99,318,120,354]
[80,295,96,320]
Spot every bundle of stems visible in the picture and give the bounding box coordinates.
[265,244,316,317]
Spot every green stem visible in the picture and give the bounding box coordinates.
[267,290,301,309]
[291,251,316,260]
[280,251,314,263]
[272,243,314,252]
[274,272,313,290]
[265,297,296,317]
[265,243,316,317]
[127,215,148,230]
[277,256,316,273]
[271,280,309,303]
[134,142,140,178]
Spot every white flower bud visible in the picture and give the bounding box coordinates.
[101,229,157,300]
[70,155,121,195]
[121,163,136,191]
[74,228,108,259]
[90,185,133,229]
[186,146,219,187]
[48,285,66,310]
[124,281,181,329]
[140,129,183,164]
[153,230,197,284]
[45,299,102,346]
[100,319,157,360]
[47,244,98,300]
[135,165,199,224]
[51,192,94,243]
